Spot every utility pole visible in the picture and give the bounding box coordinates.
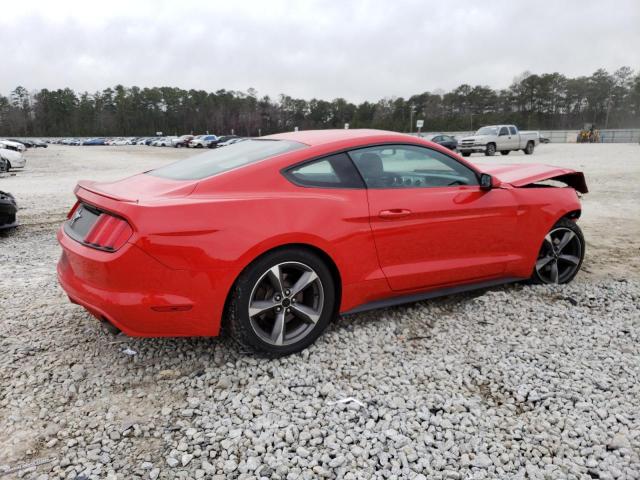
[409,106,416,134]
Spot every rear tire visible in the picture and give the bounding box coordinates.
[500,150,510,155]
[530,218,585,284]
[461,152,471,157]
[485,143,496,156]
[524,142,535,155]
[224,248,336,356]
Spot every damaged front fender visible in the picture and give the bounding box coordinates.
[478,163,588,193]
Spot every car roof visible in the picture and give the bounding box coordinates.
[265,129,405,147]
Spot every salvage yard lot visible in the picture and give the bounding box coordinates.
[1,143,639,479]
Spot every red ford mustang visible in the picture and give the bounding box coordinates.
[57,129,587,355]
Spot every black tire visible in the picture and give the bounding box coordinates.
[524,142,534,155]
[485,143,496,156]
[500,150,510,155]
[461,152,471,157]
[176,144,183,148]
[6,161,11,170]
[196,144,203,148]
[530,218,585,285]
[224,248,336,356]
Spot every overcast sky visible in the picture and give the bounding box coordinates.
[1,0,638,102]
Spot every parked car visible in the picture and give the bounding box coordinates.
[217,137,247,148]
[151,137,175,147]
[0,191,18,230]
[8,138,34,148]
[0,148,26,169]
[82,138,107,146]
[427,134,458,151]
[31,139,48,148]
[207,135,237,148]
[172,135,194,148]
[458,125,539,156]
[57,129,587,356]
[0,139,26,152]
[188,135,218,148]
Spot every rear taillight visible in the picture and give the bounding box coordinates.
[83,213,133,251]
[67,201,80,219]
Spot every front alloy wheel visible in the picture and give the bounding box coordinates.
[532,218,584,284]
[225,249,335,356]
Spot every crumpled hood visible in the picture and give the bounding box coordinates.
[476,163,588,193]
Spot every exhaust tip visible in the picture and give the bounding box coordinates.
[100,318,121,335]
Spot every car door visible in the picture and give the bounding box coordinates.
[508,126,520,148]
[349,144,519,292]
[497,126,514,150]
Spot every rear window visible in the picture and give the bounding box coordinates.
[149,139,306,180]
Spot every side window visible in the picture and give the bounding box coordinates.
[349,145,478,189]
[499,127,509,136]
[509,126,517,135]
[286,152,364,188]
[432,136,441,142]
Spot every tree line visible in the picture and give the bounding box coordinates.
[1,67,639,138]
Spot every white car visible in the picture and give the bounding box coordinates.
[188,135,218,148]
[217,137,247,148]
[0,148,26,169]
[151,137,175,147]
[0,139,26,152]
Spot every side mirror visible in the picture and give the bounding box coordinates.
[480,173,493,189]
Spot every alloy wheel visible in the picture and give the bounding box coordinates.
[248,262,324,346]
[535,227,582,284]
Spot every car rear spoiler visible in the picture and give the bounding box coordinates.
[75,180,139,203]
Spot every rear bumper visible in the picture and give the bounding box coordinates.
[57,227,226,337]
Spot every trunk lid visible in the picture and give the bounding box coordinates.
[77,174,198,203]
[476,163,588,193]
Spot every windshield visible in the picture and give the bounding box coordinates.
[475,127,498,136]
[149,139,306,180]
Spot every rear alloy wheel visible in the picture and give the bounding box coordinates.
[500,150,510,155]
[531,218,585,284]
[524,142,535,155]
[485,143,496,156]
[225,249,335,356]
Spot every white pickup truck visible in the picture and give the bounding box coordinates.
[458,125,539,157]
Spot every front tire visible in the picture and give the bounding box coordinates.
[225,248,336,356]
[500,150,510,155]
[485,143,496,156]
[461,152,471,157]
[530,218,585,284]
[524,142,535,155]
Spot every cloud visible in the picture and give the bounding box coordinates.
[1,0,638,102]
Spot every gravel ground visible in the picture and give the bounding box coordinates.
[0,144,639,479]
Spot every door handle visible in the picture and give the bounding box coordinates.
[379,209,412,219]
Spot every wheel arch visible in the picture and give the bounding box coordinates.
[221,242,343,331]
